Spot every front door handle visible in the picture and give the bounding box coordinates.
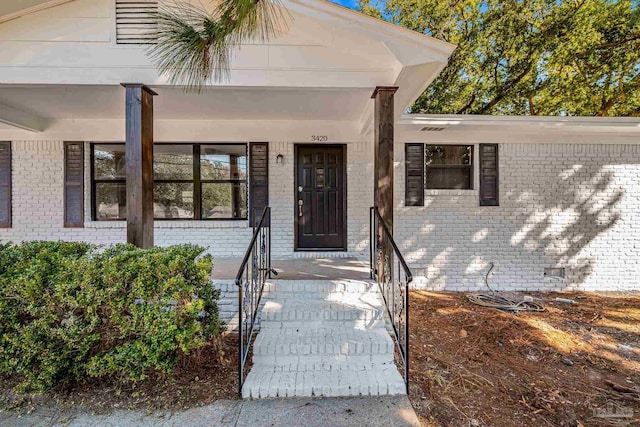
[298,200,303,217]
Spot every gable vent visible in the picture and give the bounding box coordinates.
[116,0,158,45]
[420,126,446,132]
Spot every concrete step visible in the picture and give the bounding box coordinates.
[242,363,405,398]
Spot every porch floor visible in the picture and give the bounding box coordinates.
[211,257,370,281]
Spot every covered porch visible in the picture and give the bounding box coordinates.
[212,255,370,281]
[0,0,454,257]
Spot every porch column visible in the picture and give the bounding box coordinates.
[372,86,397,284]
[372,86,397,231]
[121,83,157,248]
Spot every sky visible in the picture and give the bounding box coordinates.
[331,0,359,9]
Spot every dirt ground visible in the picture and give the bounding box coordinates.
[409,291,640,427]
[0,334,239,415]
[3,293,640,426]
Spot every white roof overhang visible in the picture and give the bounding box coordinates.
[0,0,455,134]
[398,114,640,144]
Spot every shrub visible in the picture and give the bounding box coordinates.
[0,241,219,392]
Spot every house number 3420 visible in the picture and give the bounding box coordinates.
[311,135,328,142]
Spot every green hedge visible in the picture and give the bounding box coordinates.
[0,241,219,392]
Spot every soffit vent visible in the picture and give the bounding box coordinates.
[420,126,446,132]
[116,0,158,45]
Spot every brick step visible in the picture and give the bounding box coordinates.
[260,300,384,322]
[243,279,405,399]
[252,327,395,357]
[264,280,378,295]
[263,291,382,301]
[242,363,405,398]
[251,353,394,367]
[250,359,396,371]
[260,319,388,330]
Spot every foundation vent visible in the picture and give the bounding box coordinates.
[544,267,565,278]
[419,126,446,132]
[116,0,158,45]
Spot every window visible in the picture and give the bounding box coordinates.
[154,144,194,219]
[91,143,248,220]
[92,144,126,220]
[200,145,247,219]
[425,145,473,190]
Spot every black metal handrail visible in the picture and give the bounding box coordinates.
[235,207,275,397]
[370,206,413,393]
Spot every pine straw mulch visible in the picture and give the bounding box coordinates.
[0,333,239,416]
[409,291,640,427]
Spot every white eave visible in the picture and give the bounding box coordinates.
[400,114,640,133]
[287,0,456,65]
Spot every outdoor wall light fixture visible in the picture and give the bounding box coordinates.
[276,154,284,164]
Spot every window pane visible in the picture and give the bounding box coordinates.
[94,144,126,180]
[154,183,194,219]
[426,167,471,189]
[426,145,472,165]
[200,145,247,180]
[95,182,126,219]
[154,144,193,180]
[202,182,247,219]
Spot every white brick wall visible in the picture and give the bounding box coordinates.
[0,140,373,259]
[395,142,640,291]
[4,139,640,291]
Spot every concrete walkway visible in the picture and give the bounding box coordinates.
[0,396,421,427]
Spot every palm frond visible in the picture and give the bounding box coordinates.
[146,0,290,91]
[219,0,289,43]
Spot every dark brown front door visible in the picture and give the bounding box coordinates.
[295,145,346,250]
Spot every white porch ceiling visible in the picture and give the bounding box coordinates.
[0,85,371,122]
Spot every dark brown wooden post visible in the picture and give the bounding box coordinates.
[372,86,397,230]
[121,83,157,248]
[372,86,397,282]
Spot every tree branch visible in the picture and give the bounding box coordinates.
[475,62,533,114]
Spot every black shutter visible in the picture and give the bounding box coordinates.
[405,143,424,206]
[64,142,84,227]
[249,142,269,225]
[479,143,499,206]
[0,142,10,228]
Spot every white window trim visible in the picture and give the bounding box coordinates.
[85,220,250,229]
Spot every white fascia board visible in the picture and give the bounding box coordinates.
[0,102,46,132]
[397,128,640,144]
[399,114,640,132]
[286,0,456,65]
[397,114,640,145]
